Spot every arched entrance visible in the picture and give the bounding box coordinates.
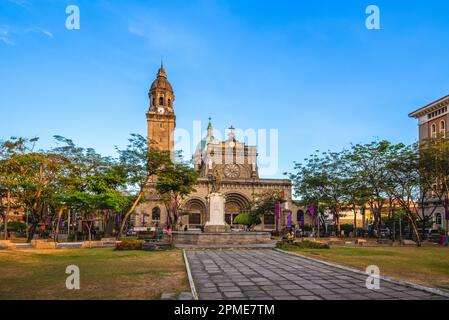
[224,193,250,227]
[182,198,207,229]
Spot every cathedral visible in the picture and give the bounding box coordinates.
[133,65,303,231]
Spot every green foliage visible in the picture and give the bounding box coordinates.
[1,221,26,232]
[115,239,144,250]
[276,240,330,250]
[156,159,199,228]
[233,213,261,227]
[287,139,439,244]
[340,224,354,235]
[252,190,285,216]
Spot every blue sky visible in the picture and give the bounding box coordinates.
[1,0,449,178]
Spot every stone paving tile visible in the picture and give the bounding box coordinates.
[186,249,447,301]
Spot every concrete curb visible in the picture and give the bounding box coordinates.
[274,248,449,299]
[182,249,199,300]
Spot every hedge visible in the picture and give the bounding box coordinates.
[115,240,144,250]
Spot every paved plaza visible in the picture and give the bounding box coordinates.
[186,249,447,300]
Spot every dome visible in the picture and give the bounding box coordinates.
[150,65,174,93]
[194,118,218,155]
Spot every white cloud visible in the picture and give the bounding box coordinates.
[26,27,54,39]
[127,17,205,56]
[0,25,15,46]
[7,0,30,9]
[0,25,54,46]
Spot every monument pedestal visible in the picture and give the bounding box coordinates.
[204,192,230,233]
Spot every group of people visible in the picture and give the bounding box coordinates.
[282,227,296,244]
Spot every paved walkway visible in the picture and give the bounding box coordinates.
[186,249,447,300]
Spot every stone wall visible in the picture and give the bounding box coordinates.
[172,231,271,245]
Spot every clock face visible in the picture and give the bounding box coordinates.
[157,107,165,114]
[224,164,240,178]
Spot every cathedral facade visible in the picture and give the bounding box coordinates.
[134,65,305,231]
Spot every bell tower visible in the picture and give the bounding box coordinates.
[147,63,176,152]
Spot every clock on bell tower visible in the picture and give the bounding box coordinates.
[146,62,176,152]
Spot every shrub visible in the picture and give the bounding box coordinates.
[276,240,330,250]
[115,239,144,250]
[302,224,313,232]
[1,221,27,232]
[340,224,354,236]
[233,213,260,227]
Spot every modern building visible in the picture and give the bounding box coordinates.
[409,94,449,231]
[133,65,308,231]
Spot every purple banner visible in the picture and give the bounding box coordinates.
[309,204,315,220]
[275,202,281,220]
[286,212,292,227]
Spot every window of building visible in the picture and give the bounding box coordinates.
[435,213,442,225]
[168,98,171,107]
[441,121,446,137]
[431,124,437,138]
[152,207,161,221]
[160,123,164,128]
[159,97,164,105]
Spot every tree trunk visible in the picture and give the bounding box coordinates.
[117,190,143,239]
[27,223,37,243]
[85,222,92,248]
[353,205,357,238]
[392,207,396,242]
[3,191,11,240]
[407,212,421,247]
[54,208,64,243]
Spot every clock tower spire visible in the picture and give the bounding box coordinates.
[147,64,176,152]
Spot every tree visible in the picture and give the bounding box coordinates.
[419,134,449,237]
[233,213,261,230]
[384,142,422,245]
[347,140,401,239]
[248,190,286,232]
[156,160,198,230]
[116,134,172,238]
[289,150,351,236]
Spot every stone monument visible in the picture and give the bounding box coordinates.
[204,169,230,233]
[204,192,230,233]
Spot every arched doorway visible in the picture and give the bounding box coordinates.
[224,193,250,227]
[182,198,207,229]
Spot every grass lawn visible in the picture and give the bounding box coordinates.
[0,248,189,300]
[283,246,449,290]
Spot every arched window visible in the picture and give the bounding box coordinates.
[159,97,164,105]
[441,121,446,137]
[435,213,442,225]
[152,207,161,221]
[168,98,171,107]
[431,123,437,138]
[152,97,155,106]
